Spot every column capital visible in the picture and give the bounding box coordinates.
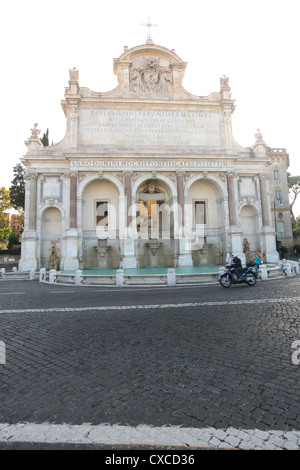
[259,172,270,181]
[226,170,237,179]
[176,169,186,177]
[25,170,38,181]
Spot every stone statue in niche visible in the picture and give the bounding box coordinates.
[243,237,252,261]
[49,245,60,270]
[130,57,173,93]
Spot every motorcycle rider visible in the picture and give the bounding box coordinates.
[231,253,243,279]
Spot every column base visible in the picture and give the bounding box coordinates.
[265,252,279,263]
[177,237,194,267]
[18,231,37,272]
[121,237,137,268]
[61,228,79,271]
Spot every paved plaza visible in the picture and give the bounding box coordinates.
[0,276,299,450]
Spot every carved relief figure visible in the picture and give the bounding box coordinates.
[143,180,160,194]
[130,56,173,93]
[143,57,160,92]
[130,67,145,92]
[158,69,173,93]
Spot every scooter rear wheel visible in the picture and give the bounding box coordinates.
[246,273,256,286]
[220,275,232,288]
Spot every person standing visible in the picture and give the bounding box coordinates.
[253,251,263,272]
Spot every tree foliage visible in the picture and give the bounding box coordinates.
[0,187,11,247]
[0,187,10,214]
[9,163,25,210]
[293,215,300,237]
[41,128,49,146]
[288,173,300,226]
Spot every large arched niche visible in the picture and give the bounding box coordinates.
[186,177,226,265]
[134,178,175,268]
[240,204,259,253]
[40,206,62,268]
[82,179,120,232]
[81,178,121,269]
[135,179,173,237]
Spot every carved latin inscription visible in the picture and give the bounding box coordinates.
[80,108,221,147]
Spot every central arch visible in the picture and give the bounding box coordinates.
[132,176,176,267]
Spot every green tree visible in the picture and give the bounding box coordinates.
[9,163,25,210]
[41,128,49,146]
[293,216,300,237]
[7,229,21,249]
[279,245,289,259]
[0,187,11,247]
[288,173,300,227]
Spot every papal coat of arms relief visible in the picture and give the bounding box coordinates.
[129,57,173,94]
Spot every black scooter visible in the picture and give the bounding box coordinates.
[219,262,257,288]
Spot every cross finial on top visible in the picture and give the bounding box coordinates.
[141,17,158,44]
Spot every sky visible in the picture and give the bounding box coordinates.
[1,0,299,216]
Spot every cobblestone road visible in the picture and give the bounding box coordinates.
[0,277,299,450]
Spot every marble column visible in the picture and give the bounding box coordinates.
[63,170,79,270]
[122,171,137,268]
[177,170,193,267]
[69,104,78,149]
[226,171,237,226]
[124,170,132,227]
[29,173,38,230]
[259,174,271,227]
[19,172,38,271]
[226,170,244,260]
[69,172,77,228]
[176,170,185,226]
[259,174,278,262]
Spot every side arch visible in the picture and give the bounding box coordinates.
[40,206,63,268]
[239,204,260,253]
[77,173,125,198]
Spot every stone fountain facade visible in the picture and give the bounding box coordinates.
[19,41,293,271]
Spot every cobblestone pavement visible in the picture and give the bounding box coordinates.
[0,277,299,450]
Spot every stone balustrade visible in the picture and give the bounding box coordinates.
[1,261,299,286]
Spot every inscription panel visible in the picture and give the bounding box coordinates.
[70,160,233,170]
[80,108,221,147]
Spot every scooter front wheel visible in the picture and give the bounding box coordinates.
[246,273,256,286]
[220,275,232,288]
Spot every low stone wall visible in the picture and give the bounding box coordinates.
[1,260,299,286]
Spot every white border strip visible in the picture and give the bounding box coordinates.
[0,297,300,314]
[0,422,299,450]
